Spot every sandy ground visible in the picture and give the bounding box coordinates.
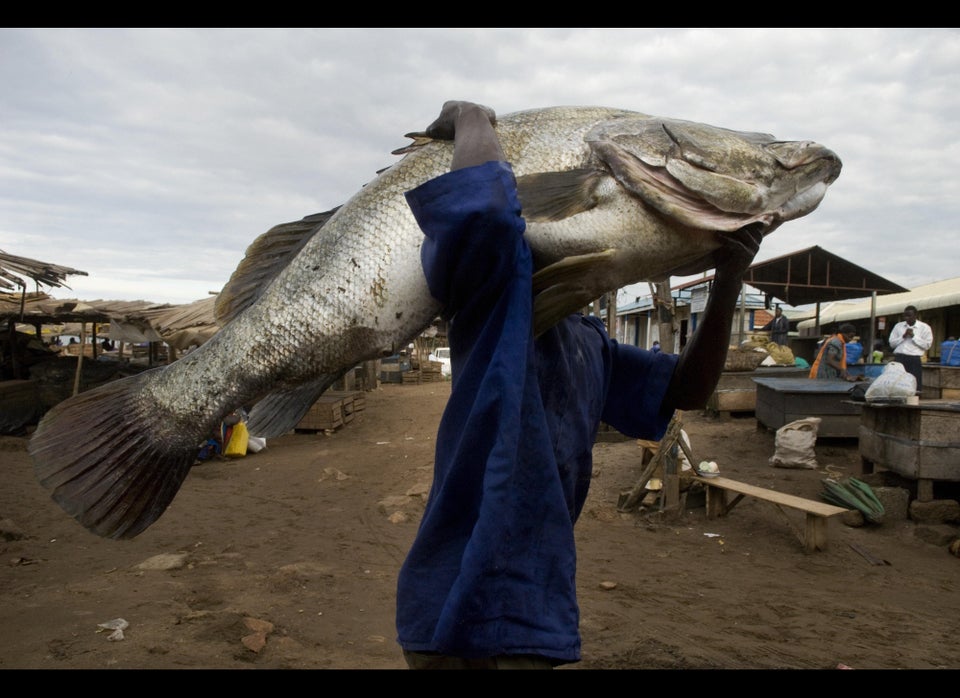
[2,380,959,670]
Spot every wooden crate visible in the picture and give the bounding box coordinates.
[296,395,343,431]
[326,390,366,421]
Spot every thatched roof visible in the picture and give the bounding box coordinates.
[3,292,221,351]
[0,249,87,292]
[0,250,222,351]
[109,296,221,349]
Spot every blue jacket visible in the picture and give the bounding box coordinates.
[396,161,678,663]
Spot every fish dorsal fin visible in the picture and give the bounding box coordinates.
[531,249,618,337]
[515,169,602,222]
[214,208,339,326]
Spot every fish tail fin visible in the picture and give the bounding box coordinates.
[246,375,339,438]
[28,369,201,540]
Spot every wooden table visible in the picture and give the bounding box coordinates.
[706,366,808,416]
[921,364,960,400]
[753,377,862,437]
[858,399,960,501]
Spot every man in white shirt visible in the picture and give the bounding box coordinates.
[888,304,933,392]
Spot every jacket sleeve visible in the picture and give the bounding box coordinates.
[405,161,526,318]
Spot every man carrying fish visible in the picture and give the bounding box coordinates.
[395,101,764,669]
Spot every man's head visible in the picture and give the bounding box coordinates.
[839,323,857,340]
[774,306,782,316]
[903,305,918,326]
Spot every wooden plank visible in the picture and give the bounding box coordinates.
[697,475,848,552]
[697,475,848,518]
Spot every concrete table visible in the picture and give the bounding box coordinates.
[858,399,960,501]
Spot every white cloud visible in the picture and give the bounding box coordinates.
[2,27,959,305]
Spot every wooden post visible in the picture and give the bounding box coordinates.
[737,281,746,346]
[72,322,86,396]
[654,279,675,353]
[662,442,680,510]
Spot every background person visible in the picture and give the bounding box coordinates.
[888,304,932,392]
[395,100,763,669]
[760,305,789,346]
[809,323,858,381]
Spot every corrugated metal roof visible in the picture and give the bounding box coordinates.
[739,245,909,306]
[796,276,960,329]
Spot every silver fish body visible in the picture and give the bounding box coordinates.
[28,106,841,538]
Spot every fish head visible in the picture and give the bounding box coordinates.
[585,115,842,236]
[502,108,841,332]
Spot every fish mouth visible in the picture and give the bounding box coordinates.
[766,140,843,185]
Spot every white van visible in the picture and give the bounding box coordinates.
[428,347,452,378]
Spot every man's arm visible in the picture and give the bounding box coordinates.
[423,100,502,170]
[889,323,905,349]
[914,322,934,351]
[661,225,763,411]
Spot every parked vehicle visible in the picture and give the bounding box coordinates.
[428,347,451,378]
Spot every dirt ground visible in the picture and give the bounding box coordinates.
[2,380,959,671]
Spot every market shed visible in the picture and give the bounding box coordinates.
[740,245,909,353]
[740,246,909,308]
[1,292,223,433]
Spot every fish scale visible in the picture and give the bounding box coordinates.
[29,105,841,539]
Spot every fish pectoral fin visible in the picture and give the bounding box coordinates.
[515,169,603,222]
[246,376,339,439]
[531,250,619,337]
[215,208,339,326]
[531,249,618,295]
[533,284,601,339]
[662,250,721,278]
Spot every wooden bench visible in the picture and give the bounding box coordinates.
[695,475,849,552]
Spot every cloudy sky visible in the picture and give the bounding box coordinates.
[2,28,958,307]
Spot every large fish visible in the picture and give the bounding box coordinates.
[29,106,842,539]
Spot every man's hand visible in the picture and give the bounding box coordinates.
[424,101,497,141]
[713,224,764,281]
[421,101,503,171]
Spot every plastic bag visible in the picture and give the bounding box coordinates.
[224,420,249,457]
[864,361,916,402]
[770,417,820,469]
